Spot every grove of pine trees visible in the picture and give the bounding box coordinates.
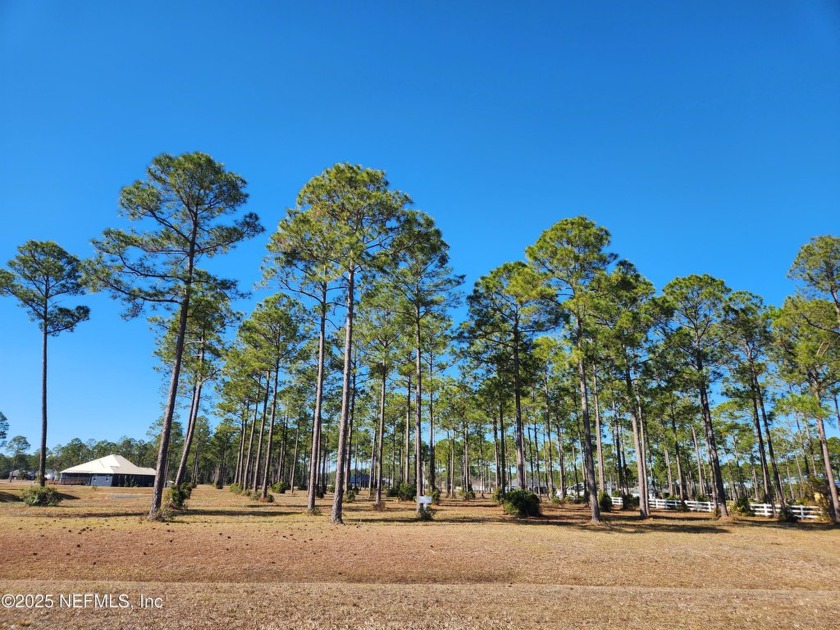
[3,152,839,524]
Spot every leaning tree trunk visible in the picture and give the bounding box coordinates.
[149,254,195,519]
[811,383,840,523]
[174,377,202,488]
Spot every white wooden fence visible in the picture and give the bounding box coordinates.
[609,496,822,520]
[748,503,822,520]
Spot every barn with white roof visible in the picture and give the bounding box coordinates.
[60,455,156,487]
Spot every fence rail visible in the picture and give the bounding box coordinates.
[609,496,822,520]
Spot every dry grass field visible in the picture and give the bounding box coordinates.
[0,482,838,629]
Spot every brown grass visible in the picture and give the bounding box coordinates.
[0,483,838,629]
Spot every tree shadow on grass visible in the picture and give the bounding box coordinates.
[183,508,302,518]
[0,491,21,502]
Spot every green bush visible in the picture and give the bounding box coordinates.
[431,488,441,505]
[229,483,241,494]
[271,481,290,494]
[166,484,190,509]
[20,486,62,507]
[386,486,400,498]
[778,504,800,523]
[397,482,416,502]
[598,491,613,513]
[416,505,434,521]
[345,487,357,502]
[462,489,476,500]
[492,488,506,504]
[257,492,275,503]
[731,494,753,517]
[503,489,541,517]
[622,494,639,510]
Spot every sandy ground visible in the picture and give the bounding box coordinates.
[0,483,837,629]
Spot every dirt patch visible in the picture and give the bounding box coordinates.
[0,485,837,628]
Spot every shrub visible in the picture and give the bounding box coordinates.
[257,492,275,503]
[492,488,505,504]
[462,489,476,500]
[731,494,753,517]
[431,488,441,505]
[397,482,416,502]
[214,481,223,490]
[386,486,400,498]
[503,489,541,517]
[598,491,613,513]
[695,494,710,502]
[416,505,434,521]
[229,483,241,494]
[778,504,800,523]
[20,486,62,507]
[345,487,357,503]
[166,484,190,509]
[327,484,336,493]
[551,496,562,505]
[622,494,639,510]
[271,481,290,494]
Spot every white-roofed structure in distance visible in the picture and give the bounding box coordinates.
[60,454,156,487]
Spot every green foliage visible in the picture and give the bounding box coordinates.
[257,492,275,503]
[20,486,62,507]
[229,482,241,493]
[345,487,358,503]
[416,505,434,521]
[386,486,400,498]
[598,491,613,513]
[396,482,416,502]
[622,494,639,510]
[431,488,441,505]
[271,481,290,494]
[492,488,506,504]
[778,504,800,523]
[731,494,753,517]
[502,489,541,517]
[166,484,192,509]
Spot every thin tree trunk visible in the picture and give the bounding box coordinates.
[577,350,601,523]
[39,323,48,487]
[331,269,355,524]
[307,290,328,511]
[512,323,527,489]
[252,374,270,493]
[149,233,196,519]
[592,371,606,493]
[261,365,281,499]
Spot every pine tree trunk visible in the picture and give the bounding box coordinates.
[331,269,356,524]
[307,291,328,511]
[39,322,48,487]
[577,352,601,523]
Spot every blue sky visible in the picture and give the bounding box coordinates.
[1,2,838,449]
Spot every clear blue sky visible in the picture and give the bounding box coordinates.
[1,2,838,449]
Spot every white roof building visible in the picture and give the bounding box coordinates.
[61,455,156,481]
